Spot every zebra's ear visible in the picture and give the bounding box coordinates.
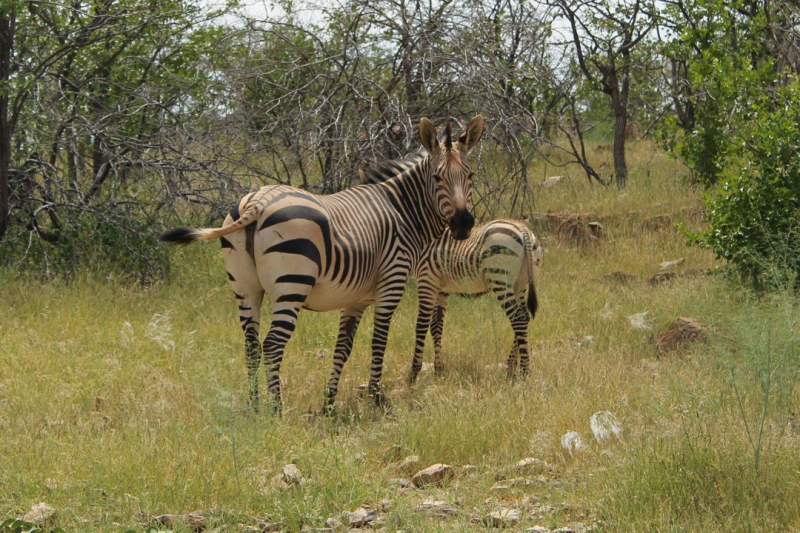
[419,118,439,154]
[358,169,368,184]
[458,114,484,154]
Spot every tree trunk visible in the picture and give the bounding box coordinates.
[0,8,13,238]
[612,94,628,189]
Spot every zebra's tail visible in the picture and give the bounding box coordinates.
[159,199,260,245]
[522,225,539,320]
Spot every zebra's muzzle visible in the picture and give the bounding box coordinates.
[449,209,475,240]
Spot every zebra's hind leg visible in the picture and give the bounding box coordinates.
[324,305,367,412]
[222,229,265,412]
[409,281,440,384]
[431,293,449,376]
[503,292,531,378]
[239,292,264,410]
[514,291,532,377]
[262,297,308,415]
[491,282,527,379]
[506,340,519,378]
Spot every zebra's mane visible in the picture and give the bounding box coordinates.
[361,151,427,185]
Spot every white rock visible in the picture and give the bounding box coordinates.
[484,508,522,527]
[659,257,685,271]
[23,503,56,524]
[416,499,457,516]
[282,463,303,485]
[344,507,376,528]
[516,457,553,474]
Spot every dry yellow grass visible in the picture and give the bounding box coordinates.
[2,142,799,532]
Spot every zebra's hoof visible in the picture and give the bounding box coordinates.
[368,386,392,411]
[319,403,337,418]
[374,394,392,411]
[269,400,283,417]
[434,365,445,377]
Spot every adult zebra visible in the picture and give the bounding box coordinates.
[159,116,484,412]
[407,219,542,383]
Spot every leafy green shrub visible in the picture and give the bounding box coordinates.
[0,518,65,533]
[696,82,800,288]
[0,207,169,285]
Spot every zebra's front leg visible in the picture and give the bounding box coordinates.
[324,306,367,412]
[369,278,407,409]
[431,294,449,376]
[409,282,439,384]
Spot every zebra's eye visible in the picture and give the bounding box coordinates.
[433,172,444,182]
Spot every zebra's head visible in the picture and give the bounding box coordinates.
[419,115,484,240]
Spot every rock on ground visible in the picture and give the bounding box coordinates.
[23,503,56,524]
[282,463,303,485]
[412,463,452,487]
[415,498,457,517]
[659,257,685,270]
[483,508,522,528]
[515,457,554,474]
[387,477,410,489]
[344,507,377,528]
[656,316,708,355]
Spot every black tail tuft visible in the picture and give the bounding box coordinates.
[527,280,538,320]
[159,227,199,245]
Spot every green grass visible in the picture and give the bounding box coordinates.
[2,142,800,532]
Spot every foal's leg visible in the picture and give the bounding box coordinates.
[409,279,440,384]
[430,293,449,376]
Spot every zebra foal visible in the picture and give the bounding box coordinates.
[159,116,484,413]
[408,219,542,382]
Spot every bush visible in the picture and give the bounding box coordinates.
[696,82,800,288]
[0,207,169,285]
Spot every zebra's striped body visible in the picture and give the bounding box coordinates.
[408,219,541,382]
[160,117,484,412]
